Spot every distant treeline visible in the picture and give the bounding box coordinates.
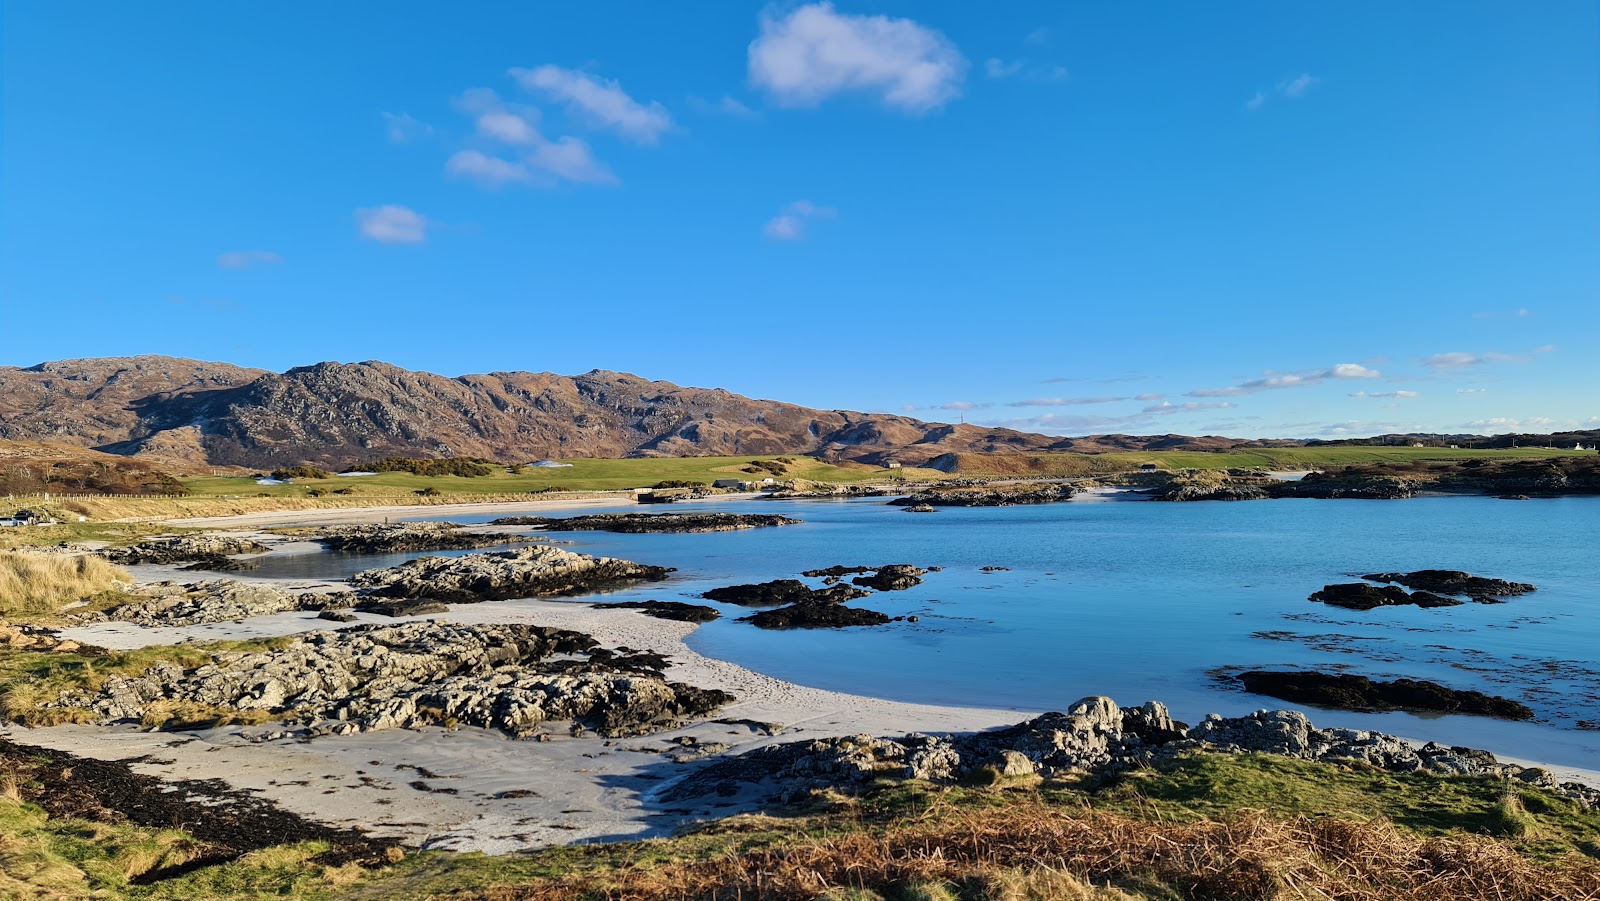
[357,456,497,478]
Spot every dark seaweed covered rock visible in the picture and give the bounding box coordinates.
[1237,671,1533,721]
[702,580,870,607]
[591,600,721,622]
[1309,583,1464,610]
[851,564,927,591]
[739,603,893,629]
[489,513,801,533]
[1360,570,1536,600]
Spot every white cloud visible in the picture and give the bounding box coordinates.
[1349,390,1419,398]
[1279,73,1319,98]
[763,199,836,240]
[1245,91,1266,112]
[1457,388,1488,394]
[510,65,672,143]
[528,137,617,184]
[748,2,967,112]
[446,150,531,188]
[1467,417,1557,434]
[356,205,427,244]
[1471,308,1531,320]
[1135,392,1165,401]
[984,57,1067,82]
[381,112,432,143]
[1188,363,1380,397]
[1023,27,1052,47]
[216,250,281,269]
[938,401,992,411]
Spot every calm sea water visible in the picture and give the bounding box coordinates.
[258,495,1600,769]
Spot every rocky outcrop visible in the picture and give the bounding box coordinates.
[851,564,927,592]
[591,600,722,622]
[100,535,269,566]
[903,504,937,513]
[739,602,894,629]
[308,522,520,554]
[350,545,671,603]
[702,580,870,607]
[1360,570,1536,601]
[1309,583,1463,610]
[665,696,1599,808]
[1236,671,1533,720]
[85,579,354,627]
[48,622,734,738]
[1148,471,1273,502]
[489,513,802,533]
[1275,472,1415,499]
[0,623,92,654]
[889,483,1076,507]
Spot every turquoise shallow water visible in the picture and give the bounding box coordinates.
[274,494,1600,769]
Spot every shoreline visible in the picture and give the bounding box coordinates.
[14,497,1600,854]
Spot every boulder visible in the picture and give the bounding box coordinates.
[351,545,671,603]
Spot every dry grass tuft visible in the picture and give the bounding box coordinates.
[471,803,1600,901]
[0,551,129,618]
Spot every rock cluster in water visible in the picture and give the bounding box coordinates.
[85,579,354,627]
[51,622,733,738]
[489,513,802,533]
[890,483,1077,507]
[666,696,1599,809]
[702,580,870,607]
[100,535,270,569]
[1310,583,1464,610]
[350,545,671,604]
[1237,671,1533,721]
[307,522,521,554]
[1361,570,1537,601]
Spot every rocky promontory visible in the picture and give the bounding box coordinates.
[1237,671,1534,720]
[48,621,734,738]
[100,535,270,568]
[489,513,802,533]
[350,545,671,603]
[665,695,1598,808]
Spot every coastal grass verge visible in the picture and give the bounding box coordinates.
[0,551,130,619]
[943,446,1588,477]
[0,639,289,728]
[0,751,1596,898]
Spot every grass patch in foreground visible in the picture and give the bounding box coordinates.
[0,551,130,620]
[0,752,1597,898]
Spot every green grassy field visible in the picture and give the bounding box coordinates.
[178,455,938,499]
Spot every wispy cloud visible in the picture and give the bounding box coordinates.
[1421,345,1554,369]
[510,65,673,144]
[1467,416,1556,434]
[1009,396,1129,407]
[356,205,428,244]
[1244,91,1266,112]
[1349,390,1419,398]
[445,150,531,188]
[1471,308,1532,320]
[1188,363,1380,397]
[1279,73,1319,98]
[528,136,616,184]
[763,199,836,241]
[938,401,992,411]
[381,112,433,144]
[1023,27,1052,47]
[748,2,967,113]
[974,400,1234,436]
[984,58,1068,81]
[216,250,281,269]
[687,94,758,118]
[1457,388,1488,394]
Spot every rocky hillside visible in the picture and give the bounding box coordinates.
[0,355,1270,469]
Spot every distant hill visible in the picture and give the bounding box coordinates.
[0,356,1301,470]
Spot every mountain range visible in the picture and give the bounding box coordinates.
[0,356,1288,470]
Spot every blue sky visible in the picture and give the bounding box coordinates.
[2,2,1595,438]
